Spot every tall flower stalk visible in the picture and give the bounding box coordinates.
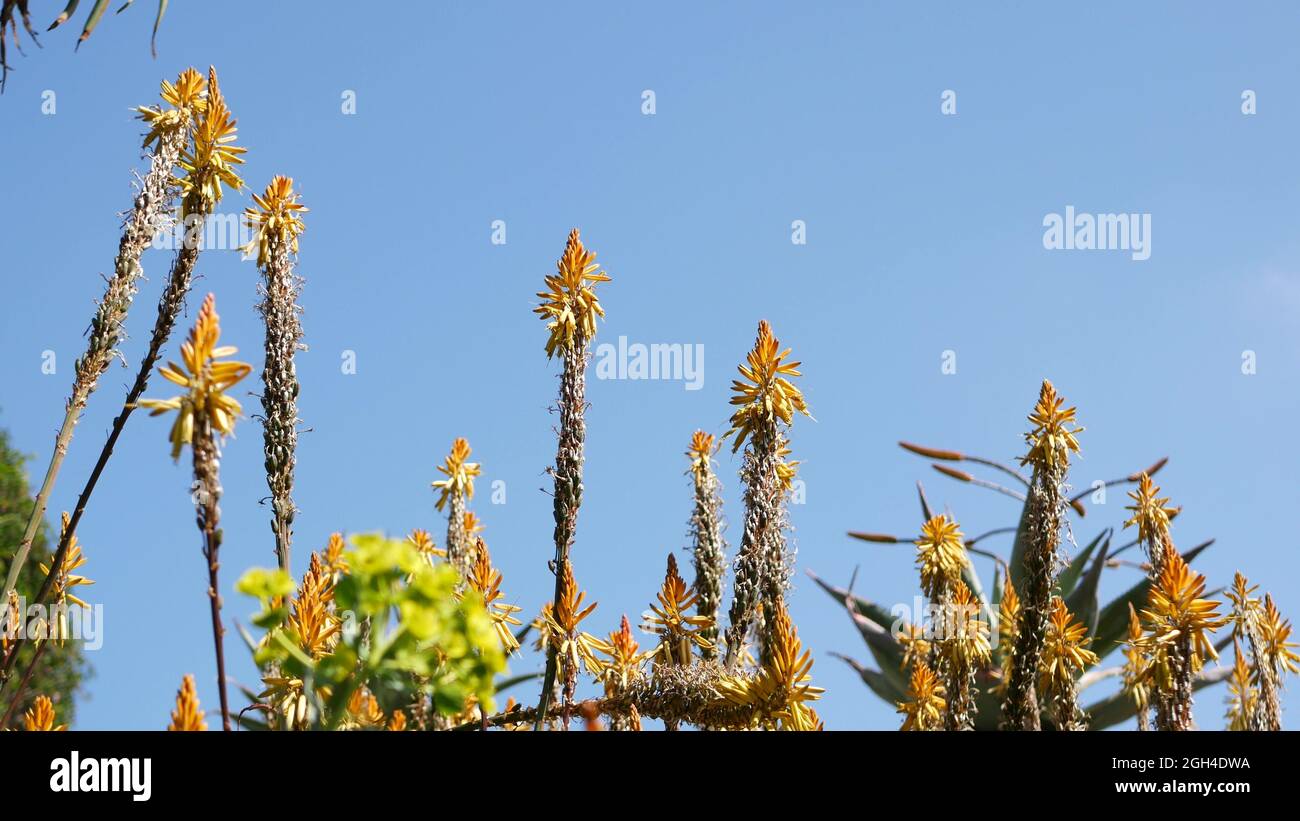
[1001,379,1081,730]
[135,294,252,731]
[0,68,204,619]
[0,66,244,689]
[722,321,811,669]
[1135,547,1227,730]
[432,437,481,581]
[533,229,609,728]
[685,431,727,658]
[245,176,307,573]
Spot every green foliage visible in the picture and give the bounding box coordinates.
[237,533,505,729]
[0,425,89,729]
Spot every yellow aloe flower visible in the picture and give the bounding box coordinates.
[135,66,206,149]
[596,615,650,697]
[896,660,945,731]
[463,539,523,655]
[431,437,481,512]
[1122,604,1150,713]
[941,581,992,669]
[897,621,930,673]
[686,430,716,482]
[243,175,308,267]
[38,512,94,645]
[541,564,608,676]
[642,554,714,666]
[0,590,18,659]
[1123,473,1177,548]
[167,674,207,731]
[1225,639,1256,731]
[134,293,252,460]
[387,710,407,731]
[407,528,446,565]
[176,67,246,217]
[286,552,341,659]
[726,320,812,452]
[1039,596,1098,698]
[257,676,310,731]
[1259,594,1300,675]
[23,695,65,732]
[715,603,823,731]
[1019,379,1083,470]
[1225,572,1263,640]
[1139,548,1228,677]
[346,688,384,729]
[915,514,969,599]
[775,437,800,493]
[534,228,610,358]
[996,574,1020,692]
[462,511,485,539]
[322,532,350,577]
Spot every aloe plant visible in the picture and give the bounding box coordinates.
[818,441,1233,730]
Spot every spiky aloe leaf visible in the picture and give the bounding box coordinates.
[808,571,907,693]
[75,0,110,48]
[833,653,905,703]
[1064,533,1110,637]
[1092,540,1212,660]
[1007,492,1033,598]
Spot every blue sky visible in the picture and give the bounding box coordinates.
[1,1,1298,730]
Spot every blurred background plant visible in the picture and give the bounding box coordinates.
[0,425,88,730]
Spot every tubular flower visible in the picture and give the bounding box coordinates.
[463,538,523,654]
[1122,604,1151,717]
[897,660,946,731]
[1225,572,1263,641]
[1123,473,1177,551]
[995,574,1020,691]
[135,66,207,150]
[134,293,252,460]
[346,688,384,729]
[322,533,350,577]
[168,674,207,731]
[257,676,310,731]
[286,552,341,659]
[898,621,931,673]
[597,615,650,697]
[1039,596,1098,698]
[686,430,717,483]
[775,438,800,493]
[39,512,94,645]
[534,228,610,358]
[541,564,608,677]
[1225,639,1256,731]
[941,581,992,669]
[407,529,445,564]
[725,320,812,452]
[1259,594,1300,675]
[243,175,308,267]
[462,511,485,539]
[642,554,714,666]
[715,603,823,730]
[387,711,408,731]
[1139,549,1228,677]
[431,437,481,512]
[914,514,969,600]
[23,696,65,732]
[1018,379,1083,470]
[176,67,246,218]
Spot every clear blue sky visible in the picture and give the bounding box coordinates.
[1,1,1297,730]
